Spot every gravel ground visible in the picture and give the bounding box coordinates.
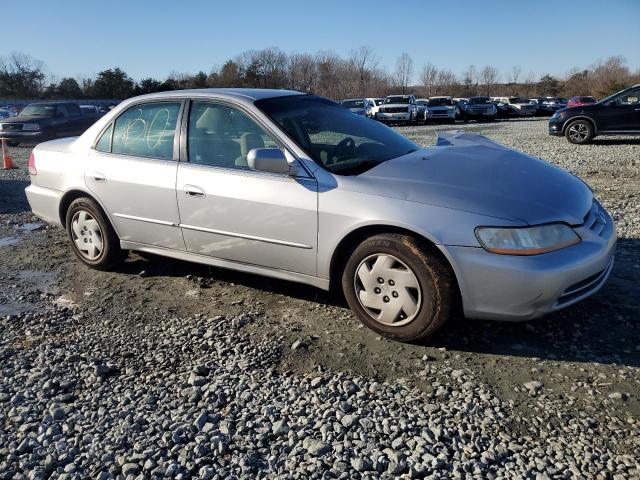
[0,118,639,479]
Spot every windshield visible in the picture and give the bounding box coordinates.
[385,96,410,104]
[20,104,57,116]
[374,99,384,105]
[255,95,419,175]
[508,97,529,104]
[427,98,453,107]
[415,100,427,106]
[341,99,365,109]
[468,97,491,105]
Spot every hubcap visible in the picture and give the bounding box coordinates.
[354,254,422,326]
[568,123,589,141]
[71,210,103,260]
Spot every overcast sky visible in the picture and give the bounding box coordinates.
[4,0,639,82]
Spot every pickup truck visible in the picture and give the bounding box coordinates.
[0,101,98,146]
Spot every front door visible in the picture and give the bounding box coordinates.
[85,100,185,250]
[597,87,640,132]
[176,100,317,275]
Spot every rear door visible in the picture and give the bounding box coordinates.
[85,99,186,249]
[597,87,640,132]
[176,99,318,275]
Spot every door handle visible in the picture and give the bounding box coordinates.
[184,185,205,198]
[89,172,106,182]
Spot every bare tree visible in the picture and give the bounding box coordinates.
[433,69,457,95]
[479,66,499,95]
[420,63,438,97]
[349,46,379,96]
[0,52,46,98]
[394,52,413,94]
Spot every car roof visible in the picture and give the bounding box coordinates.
[128,88,304,102]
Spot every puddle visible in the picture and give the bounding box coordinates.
[0,236,20,247]
[20,222,45,232]
[17,270,59,295]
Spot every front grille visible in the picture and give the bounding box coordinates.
[556,258,613,306]
[381,107,408,113]
[582,201,608,236]
[1,123,22,131]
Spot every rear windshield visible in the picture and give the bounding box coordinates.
[428,98,453,107]
[255,95,418,175]
[385,96,410,104]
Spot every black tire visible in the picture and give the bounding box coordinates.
[565,119,594,144]
[342,234,455,342]
[65,197,125,270]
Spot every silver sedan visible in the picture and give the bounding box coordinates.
[25,89,616,341]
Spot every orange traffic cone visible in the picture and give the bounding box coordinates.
[2,138,14,169]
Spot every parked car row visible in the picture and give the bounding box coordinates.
[340,94,572,124]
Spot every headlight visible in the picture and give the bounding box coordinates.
[23,123,41,131]
[475,224,580,255]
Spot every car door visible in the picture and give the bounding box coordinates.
[176,100,317,275]
[85,100,185,249]
[597,88,640,132]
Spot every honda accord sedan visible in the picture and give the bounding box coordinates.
[25,89,616,341]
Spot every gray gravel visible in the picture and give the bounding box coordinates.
[1,119,639,479]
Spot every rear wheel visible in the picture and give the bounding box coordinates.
[565,120,594,144]
[65,197,125,270]
[342,234,455,342]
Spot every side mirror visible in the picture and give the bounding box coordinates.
[247,148,291,174]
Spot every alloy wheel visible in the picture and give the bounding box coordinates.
[354,253,422,326]
[568,122,590,142]
[71,210,104,260]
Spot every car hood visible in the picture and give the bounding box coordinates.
[341,131,592,225]
[381,103,410,108]
[0,115,50,124]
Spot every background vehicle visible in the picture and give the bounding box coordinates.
[25,89,615,344]
[567,96,597,108]
[493,97,536,116]
[341,98,372,116]
[452,98,468,119]
[365,97,384,118]
[549,84,640,144]
[0,101,98,146]
[425,96,457,123]
[0,108,11,120]
[415,99,429,119]
[463,97,497,121]
[376,95,417,124]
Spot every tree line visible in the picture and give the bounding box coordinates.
[1,49,638,102]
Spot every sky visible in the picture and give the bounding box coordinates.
[4,0,639,83]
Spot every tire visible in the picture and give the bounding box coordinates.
[341,234,455,342]
[65,197,126,270]
[565,119,594,144]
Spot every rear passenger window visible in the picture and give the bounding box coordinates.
[95,124,113,152]
[111,102,181,160]
[187,102,279,169]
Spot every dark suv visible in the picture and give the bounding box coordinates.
[549,85,640,144]
[0,101,98,146]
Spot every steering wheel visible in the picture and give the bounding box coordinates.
[332,137,356,164]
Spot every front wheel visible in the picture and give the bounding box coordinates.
[342,234,455,342]
[66,197,126,270]
[565,120,594,144]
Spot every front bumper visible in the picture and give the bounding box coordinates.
[0,130,47,144]
[442,210,616,321]
[548,118,564,136]
[377,112,411,121]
